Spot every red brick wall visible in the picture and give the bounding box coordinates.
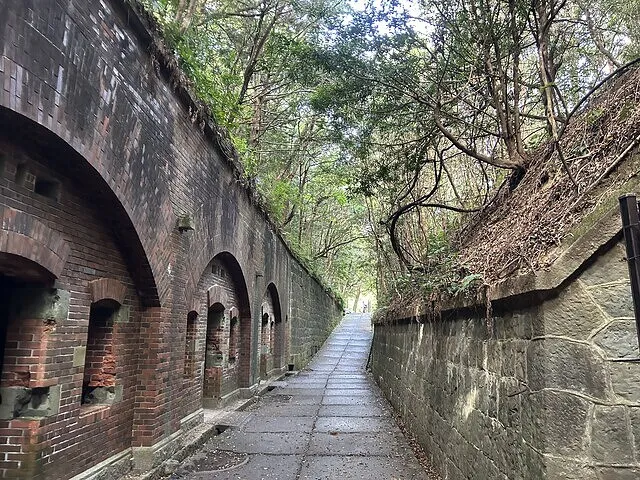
[0,1,344,477]
[0,143,141,479]
[1,318,55,389]
[183,311,198,377]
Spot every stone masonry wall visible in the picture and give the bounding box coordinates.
[371,239,640,479]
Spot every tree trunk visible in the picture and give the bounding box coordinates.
[352,286,361,312]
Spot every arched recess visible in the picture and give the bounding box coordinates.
[82,278,127,406]
[0,107,160,306]
[0,209,68,389]
[192,251,252,404]
[260,283,284,378]
[0,238,67,430]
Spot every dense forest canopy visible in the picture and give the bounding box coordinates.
[141,0,639,307]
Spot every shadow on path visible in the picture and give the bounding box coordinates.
[172,313,433,479]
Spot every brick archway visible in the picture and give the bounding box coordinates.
[89,278,127,305]
[0,206,70,279]
[190,251,253,409]
[0,108,162,307]
[261,283,285,375]
[0,212,72,476]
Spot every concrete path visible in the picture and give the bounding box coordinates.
[172,313,431,479]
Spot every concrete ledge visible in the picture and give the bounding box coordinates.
[202,397,219,409]
[204,383,262,408]
[180,408,203,430]
[132,429,183,473]
[265,365,288,378]
[69,448,131,480]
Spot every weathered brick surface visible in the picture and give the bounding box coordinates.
[289,261,342,368]
[0,0,343,478]
[371,240,640,479]
[89,278,127,305]
[0,137,143,479]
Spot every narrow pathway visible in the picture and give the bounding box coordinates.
[173,313,431,479]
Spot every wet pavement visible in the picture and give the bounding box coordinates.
[172,313,431,479]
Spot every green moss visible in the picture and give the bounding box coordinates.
[565,154,640,245]
[586,106,605,125]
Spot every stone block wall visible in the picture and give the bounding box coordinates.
[371,238,640,479]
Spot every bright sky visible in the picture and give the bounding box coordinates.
[348,0,429,36]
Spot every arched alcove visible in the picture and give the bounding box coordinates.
[260,283,284,378]
[0,107,160,306]
[192,251,252,407]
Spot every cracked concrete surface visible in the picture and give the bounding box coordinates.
[171,313,432,479]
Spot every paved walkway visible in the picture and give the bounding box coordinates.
[172,313,431,479]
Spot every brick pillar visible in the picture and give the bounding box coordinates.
[0,286,68,479]
[183,312,198,377]
[238,316,252,388]
[284,314,291,369]
[274,319,284,369]
[202,366,222,398]
[259,315,269,379]
[132,307,167,449]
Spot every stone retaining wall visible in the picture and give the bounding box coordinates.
[371,218,640,478]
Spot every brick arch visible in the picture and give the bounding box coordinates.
[89,278,127,305]
[185,246,252,317]
[196,251,254,401]
[0,206,70,278]
[264,283,283,323]
[207,285,229,308]
[0,107,163,306]
[192,251,252,320]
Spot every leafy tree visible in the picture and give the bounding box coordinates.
[302,0,639,301]
[141,0,639,306]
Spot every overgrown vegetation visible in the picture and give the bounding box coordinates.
[139,0,639,311]
[139,0,376,303]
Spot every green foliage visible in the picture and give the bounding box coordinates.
[139,0,376,301]
[381,236,483,307]
[139,0,639,310]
